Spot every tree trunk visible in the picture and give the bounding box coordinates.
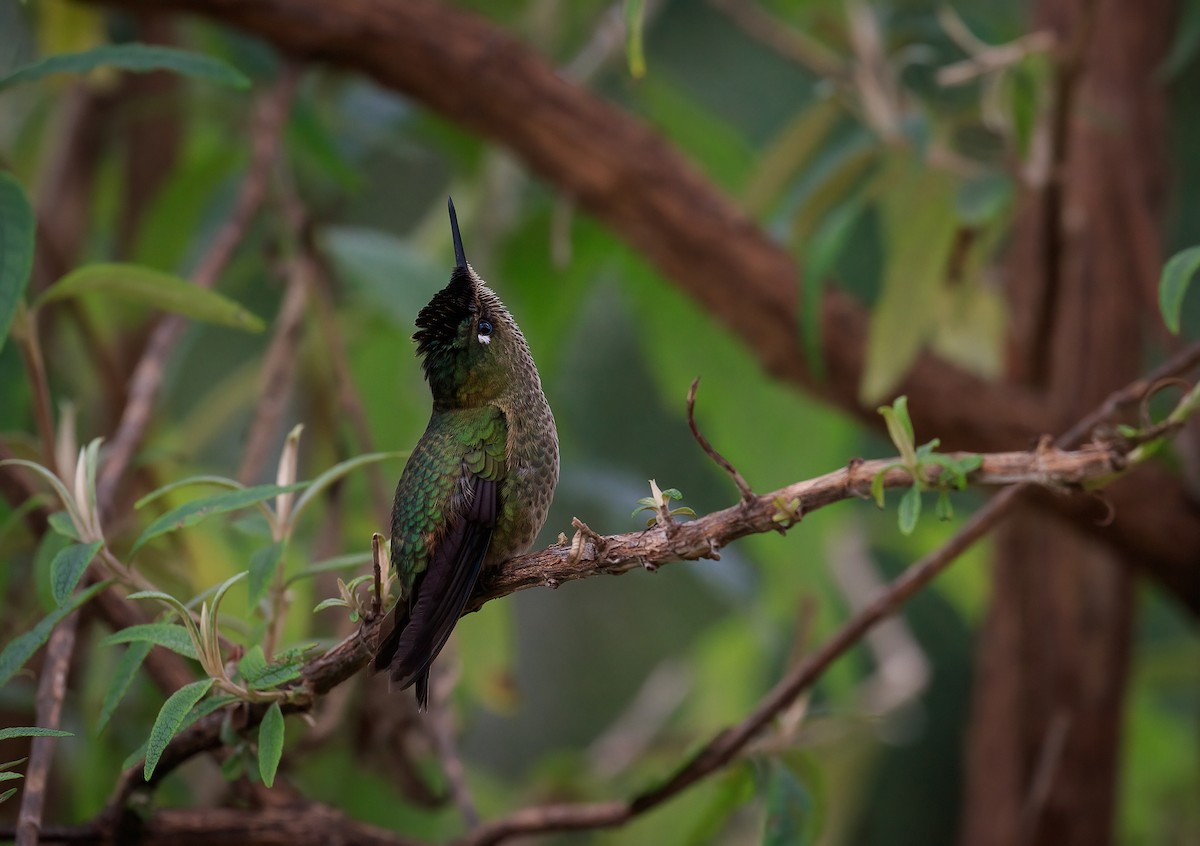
[960,0,1173,843]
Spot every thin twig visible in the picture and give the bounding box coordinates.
[96,67,300,517]
[686,378,754,502]
[427,664,480,829]
[236,248,311,484]
[14,612,79,846]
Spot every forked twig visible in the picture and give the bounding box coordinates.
[686,378,754,502]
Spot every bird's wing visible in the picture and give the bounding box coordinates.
[375,408,507,702]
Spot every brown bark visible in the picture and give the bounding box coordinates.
[961,1,1173,843]
[82,0,1200,614]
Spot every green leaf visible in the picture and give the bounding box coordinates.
[257,702,285,787]
[125,590,193,622]
[0,581,109,687]
[0,43,249,92]
[0,758,28,772]
[878,396,917,467]
[144,678,215,780]
[0,726,74,741]
[284,552,372,586]
[684,763,756,845]
[46,511,80,542]
[898,486,921,536]
[800,197,864,381]
[870,469,887,508]
[0,787,16,803]
[936,490,954,521]
[955,172,1013,225]
[860,156,960,403]
[135,474,244,510]
[100,624,199,660]
[96,641,153,734]
[131,483,307,555]
[0,459,84,530]
[1159,245,1200,335]
[914,438,940,461]
[49,540,102,605]
[248,542,284,606]
[249,662,303,690]
[35,263,264,331]
[287,452,404,532]
[312,597,347,613]
[624,0,647,78]
[122,693,238,771]
[0,172,35,355]
[762,759,819,846]
[1158,0,1200,80]
[238,644,268,681]
[0,772,22,782]
[921,452,978,489]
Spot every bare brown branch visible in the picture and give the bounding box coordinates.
[15,611,78,846]
[12,802,424,846]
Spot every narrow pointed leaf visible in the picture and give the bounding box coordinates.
[0,459,84,528]
[257,703,285,787]
[1159,245,1200,335]
[936,490,954,521]
[0,582,109,686]
[284,552,372,586]
[35,263,264,331]
[0,727,74,741]
[46,511,81,542]
[126,590,193,622]
[100,624,199,660]
[49,540,103,605]
[898,486,922,535]
[122,694,237,771]
[134,474,244,510]
[0,172,35,355]
[96,642,153,734]
[0,787,17,803]
[144,678,214,780]
[0,43,249,91]
[131,483,307,555]
[248,542,284,606]
[0,772,21,782]
[799,197,865,380]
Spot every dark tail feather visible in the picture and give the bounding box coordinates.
[373,600,408,673]
[415,670,430,711]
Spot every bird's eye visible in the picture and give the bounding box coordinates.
[478,319,493,336]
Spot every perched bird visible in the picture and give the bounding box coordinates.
[374,197,559,709]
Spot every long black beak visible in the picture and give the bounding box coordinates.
[447,196,468,270]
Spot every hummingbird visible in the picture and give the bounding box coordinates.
[374,197,559,709]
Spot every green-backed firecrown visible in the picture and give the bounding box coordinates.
[374,197,559,709]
